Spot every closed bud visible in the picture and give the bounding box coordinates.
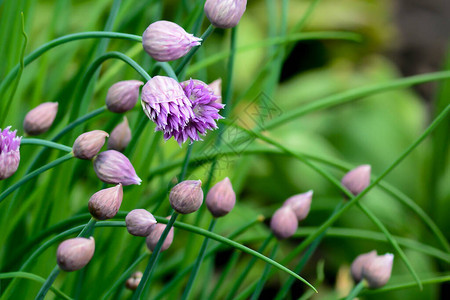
[23,102,58,135]
[270,206,298,239]
[0,126,21,180]
[108,117,131,152]
[362,253,394,289]
[206,177,236,217]
[146,217,174,252]
[125,271,143,290]
[341,165,371,196]
[88,184,123,220]
[169,180,203,214]
[209,78,222,103]
[351,250,377,282]
[106,80,143,113]
[142,21,202,62]
[282,190,313,221]
[73,130,109,160]
[204,0,247,29]
[57,237,95,271]
[93,150,141,185]
[126,209,157,237]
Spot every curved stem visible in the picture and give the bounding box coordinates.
[250,243,279,300]
[34,266,60,300]
[21,138,72,152]
[154,62,178,81]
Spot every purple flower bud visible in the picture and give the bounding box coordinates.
[106,80,143,113]
[93,150,141,186]
[204,0,247,29]
[270,206,298,239]
[57,237,95,272]
[73,130,109,160]
[88,184,123,220]
[142,21,202,62]
[362,253,394,289]
[146,217,174,252]
[108,117,131,152]
[208,78,222,103]
[350,250,377,282]
[0,127,21,180]
[125,271,143,290]
[23,102,58,135]
[341,165,371,196]
[169,180,203,214]
[126,209,157,237]
[206,177,236,217]
[282,190,313,221]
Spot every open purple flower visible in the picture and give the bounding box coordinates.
[0,127,21,180]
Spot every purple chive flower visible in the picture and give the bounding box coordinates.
[106,80,143,113]
[108,117,131,152]
[341,165,371,196]
[23,102,58,136]
[270,206,298,239]
[351,250,378,282]
[362,253,394,288]
[282,190,313,221]
[57,237,95,272]
[142,21,202,62]
[93,150,141,186]
[0,127,21,180]
[204,0,247,29]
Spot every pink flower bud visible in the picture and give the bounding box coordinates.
[142,21,202,62]
[270,206,298,239]
[73,130,109,160]
[0,126,21,180]
[206,177,236,217]
[282,190,313,221]
[88,184,123,220]
[169,180,203,214]
[93,150,141,186]
[146,217,174,252]
[341,165,371,196]
[23,102,58,135]
[362,253,394,289]
[106,80,143,113]
[125,271,143,290]
[350,250,377,282]
[204,0,247,29]
[107,117,131,152]
[209,78,222,103]
[57,237,95,272]
[126,209,157,237]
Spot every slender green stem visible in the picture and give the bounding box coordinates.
[21,138,72,152]
[124,114,149,158]
[360,275,450,295]
[179,143,194,181]
[131,212,179,300]
[345,280,365,300]
[34,266,61,300]
[250,243,279,300]
[154,62,178,80]
[0,32,141,99]
[208,250,240,299]
[180,218,217,300]
[0,153,74,204]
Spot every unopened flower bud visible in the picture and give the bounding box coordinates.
[142,21,202,62]
[0,126,21,180]
[93,150,141,185]
[341,165,371,196]
[209,78,222,103]
[88,184,123,220]
[270,206,298,239]
[108,117,131,152]
[126,209,157,237]
[146,217,174,252]
[73,130,109,160]
[351,250,377,282]
[282,190,313,221]
[169,180,203,214]
[106,80,143,113]
[23,102,58,135]
[204,0,247,29]
[362,253,394,288]
[125,271,143,290]
[206,177,236,217]
[57,237,95,271]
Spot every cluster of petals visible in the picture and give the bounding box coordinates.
[141,76,224,146]
[0,127,22,180]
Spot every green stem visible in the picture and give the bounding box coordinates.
[179,143,194,181]
[360,275,450,295]
[131,212,179,300]
[345,280,365,300]
[21,138,72,152]
[34,266,61,300]
[0,31,141,99]
[154,62,178,80]
[250,243,279,300]
[180,218,217,300]
[208,250,240,299]
[0,153,74,205]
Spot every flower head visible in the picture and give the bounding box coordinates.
[169,180,203,214]
[57,237,95,272]
[126,209,157,237]
[93,150,141,186]
[270,206,298,239]
[146,217,174,252]
[341,165,371,196]
[142,21,202,62]
[108,117,131,152]
[23,102,58,136]
[206,177,236,217]
[362,253,394,289]
[126,271,143,290]
[351,250,378,282]
[88,184,123,220]
[204,0,247,29]
[73,130,109,160]
[0,127,21,180]
[106,80,143,113]
[282,190,313,221]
